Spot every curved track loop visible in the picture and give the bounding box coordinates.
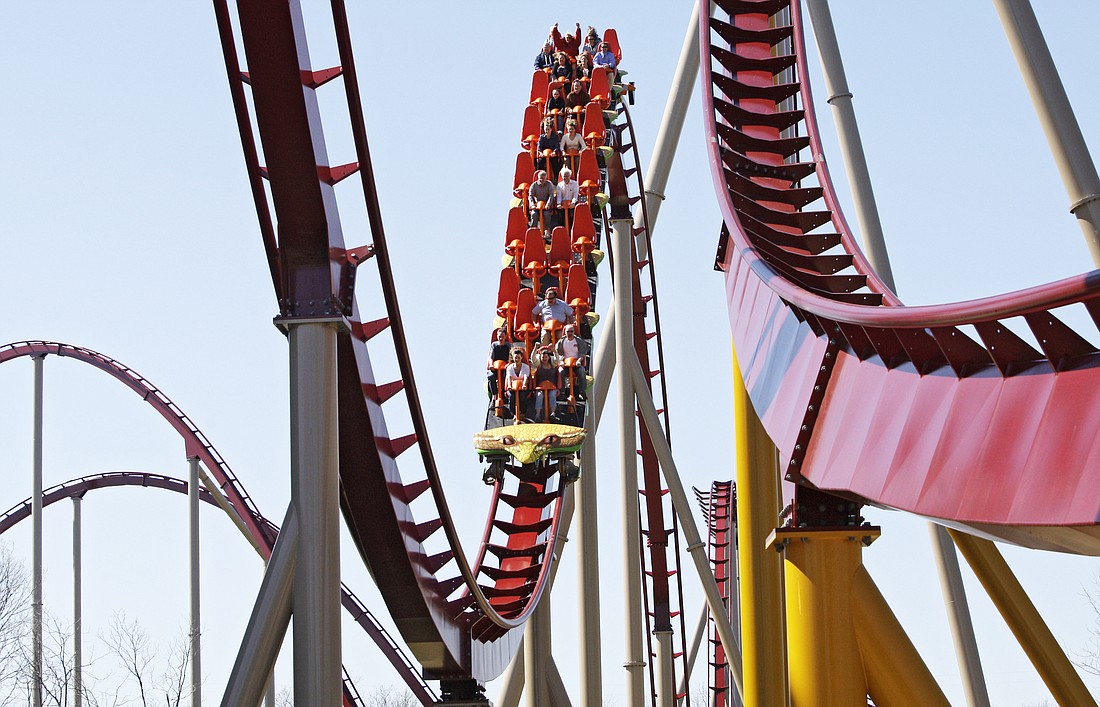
[0,341,272,551]
[703,1,1100,554]
[696,481,735,707]
[0,346,436,705]
[214,1,572,682]
[611,99,692,703]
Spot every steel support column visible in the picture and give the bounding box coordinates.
[288,320,342,706]
[523,599,550,707]
[221,507,298,707]
[733,353,785,707]
[655,629,676,707]
[634,0,700,260]
[851,566,949,706]
[32,355,43,707]
[613,218,647,706]
[802,0,894,289]
[994,0,1100,266]
[72,496,82,707]
[578,305,613,707]
[948,531,1095,706]
[189,455,202,707]
[779,531,865,707]
[929,526,990,707]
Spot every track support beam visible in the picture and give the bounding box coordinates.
[994,0,1100,267]
[288,320,343,706]
[949,530,1097,707]
[733,352,786,707]
[852,566,950,706]
[613,217,647,707]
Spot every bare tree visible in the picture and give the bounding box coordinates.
[102,613,190,707]
[0,545,29,701]
[1077,574,1100,677]
[364,683,418,707]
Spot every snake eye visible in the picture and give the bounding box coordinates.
[501,435,516,445]
[541,434,561,447]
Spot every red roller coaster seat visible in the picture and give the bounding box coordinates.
[576,149,600,191]
[602,29,622,65]
[571,203,597,262]
[513,287,540,361]
[547,226,573,294]
[521,227,548,296]
[512,151,536,218]
[520,104,542,156]
[496,267,521,339]
[582,102,605,140]
[588,70,611,110]
[565,263,591,329]
[529,69,550,107]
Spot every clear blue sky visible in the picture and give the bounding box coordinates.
[1,2,1098,704]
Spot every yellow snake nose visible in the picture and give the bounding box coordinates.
[508,442,543,465]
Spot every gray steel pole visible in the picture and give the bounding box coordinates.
[288,320,342,706]
[72,496,82,707]
[613,218,647,706]
[634,0,701,260]
[497,635,525,707]
[545,658,574,707]
[195,466,261,555]
[31,355,43,707]
[676,604,709,707]
[221,506,297,707]
[188,455,202,707]
[577,304,615,707]
[803,0,896,290]
[523,600,548,707]
[626,353,746,702]
[993,0,1100,267]
[930,525,991,707]
[655,629,676,707]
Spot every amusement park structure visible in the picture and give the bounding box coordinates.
[5,1,1100,706]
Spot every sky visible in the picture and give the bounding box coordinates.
[1,1,1099,705]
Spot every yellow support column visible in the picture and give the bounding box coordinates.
[852,566,950,707]
[949,530,1097,707]
[772,529,871,707]
[733,350,787,707]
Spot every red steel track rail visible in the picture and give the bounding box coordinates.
[703,0,1100,553]
[697,481,735,707]
[213,1,572,686]
[0,344,437,705]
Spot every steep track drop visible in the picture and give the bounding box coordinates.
[704,1,1100,554]
[213,3,645,686]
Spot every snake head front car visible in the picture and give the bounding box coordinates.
[474,423,586,465]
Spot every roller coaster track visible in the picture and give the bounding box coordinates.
[0,469,441,706]
[703,1,1100,554]
[611,99,693,704]
[211,0,596,687]
[0,343,437,705]
[697,481,735,707]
